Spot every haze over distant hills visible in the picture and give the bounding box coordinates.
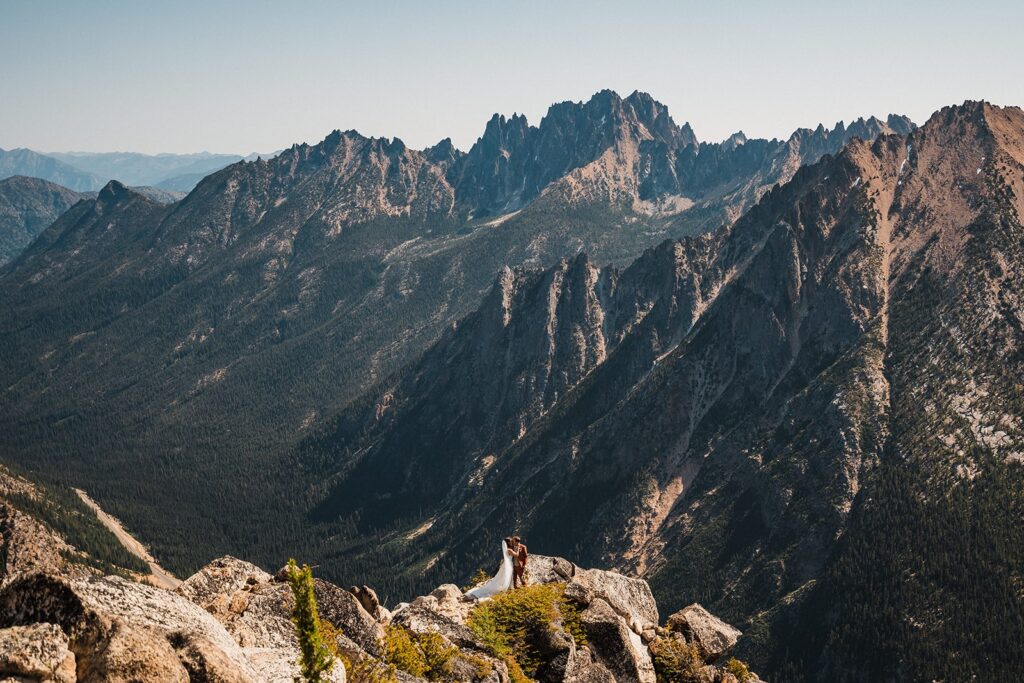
[0,147,105,192]
[49,150,277,191]
[2,89,1023,680]
[0,147,277,192]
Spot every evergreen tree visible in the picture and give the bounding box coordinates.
[286,559,336,683]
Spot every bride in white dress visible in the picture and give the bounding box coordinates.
[464,539,514,600]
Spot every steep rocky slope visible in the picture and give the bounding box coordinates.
[0,91,906,581]
[307,102,1024,680]
[0,176,85,265]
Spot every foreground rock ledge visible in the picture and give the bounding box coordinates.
[0,553,762,682]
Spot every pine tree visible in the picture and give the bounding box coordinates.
[286,559,336,682]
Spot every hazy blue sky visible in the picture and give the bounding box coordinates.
[2,0,1022,154]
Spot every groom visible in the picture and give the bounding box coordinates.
[509,536,528,589]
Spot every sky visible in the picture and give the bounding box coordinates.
[2,0,1023,155]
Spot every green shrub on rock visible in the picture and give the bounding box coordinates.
[341,653,398,683]
[650,636,705,683]
[467,583,584,679]
[383,624,457,680]
[285,559,337,683]
[724,657,752,682]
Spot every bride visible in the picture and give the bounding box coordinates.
[465,537,514,600]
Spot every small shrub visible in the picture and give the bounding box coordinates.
[455,652,493,679]
[341,653,398,683]
[650,636,704,683]
[383,625,426,677]
[285,559,336,683]
[724,657,752,682]
[416,631,456,680]
[383,625,457,681]
[467,582,585,678]
[503,654,531,683]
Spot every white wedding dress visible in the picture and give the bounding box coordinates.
[465,543,514,600]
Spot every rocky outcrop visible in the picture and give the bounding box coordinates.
[0,570,347,683]
[665,604,741,662]
[377,554,751,682]
[181,557,378,674]
[349,584,387,621]
[0,489,759,683]
[0,503,74,587]
[0,468,103,588]
[578,598,656,683]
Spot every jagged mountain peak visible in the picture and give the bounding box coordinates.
[722,131,748,150]
[91,180,158,217]
[423,137,463,168]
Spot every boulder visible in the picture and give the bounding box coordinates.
[243,646,346,683]
[0,623,76,683]
[219,581,296,650]
[527,555,576,584]
[75,618,190,683]
[529,556,658,635]
[578,598,656,683]
[168,630,254,683]
[313,578,385,656]
[391,605,482,652]
[568,568,659,634]
[175,556,272,616]
[348,585,386,621]
[448,651,507,683]
[0,573,291,681]
[531,620,575,683]
[563,646,617,683]
[408,583,472,624]
[179,557,380,668]
[71,574,260,676]
[665,604,741,662]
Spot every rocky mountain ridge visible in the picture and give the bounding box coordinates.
[0,90,912,592]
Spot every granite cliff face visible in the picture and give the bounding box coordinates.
[308,102,1024,680]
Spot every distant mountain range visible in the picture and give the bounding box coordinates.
[3,90,1022,680]
[0,148,105,191]
[0,147,276,193]
[49,150,275,191]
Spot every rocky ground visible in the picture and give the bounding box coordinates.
[1,486,761,682]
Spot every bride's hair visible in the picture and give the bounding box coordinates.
[504,536,513,547]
